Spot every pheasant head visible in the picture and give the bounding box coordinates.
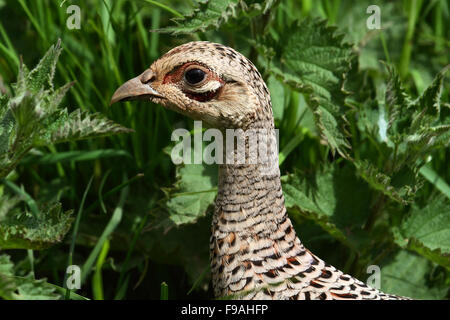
[111,42,407,300]
[111,41,273,130]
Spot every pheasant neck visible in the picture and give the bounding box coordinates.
[210,122,304,297]
[215,161,288,237]
[215,123,286,239]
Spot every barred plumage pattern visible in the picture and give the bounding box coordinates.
[113,41,409,300]
[212,160,401,300]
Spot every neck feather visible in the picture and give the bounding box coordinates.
[209,119,306,298]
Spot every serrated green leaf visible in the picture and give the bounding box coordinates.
[157,0,239,34]
[264,18,354,157]
[380,250,448,299]
[26,38,62,92]
[281,164,371,248]
[14,62,29,95]
[43,81,74,116]
[0,199,74,250]
[383,66,449,170]
[354,160,420,204]
[355,99,383,140]
[0,254,60,300]
[157,0,276,34]
[403,238,450,270]
[0,254,14,275]
[48,109,133,144]
[0,254,16,299]
[0,108,14,155]
[0,40,132,179]
[12,276,60,300]
[0,94,7,112]
[165,163,217,225]
[9,90,43,137]
[413,66,447,122]
[385,65,412,138]
[393,195,450,268]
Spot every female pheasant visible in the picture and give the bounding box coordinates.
[111,41,405,300]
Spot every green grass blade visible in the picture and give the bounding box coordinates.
[92,239,110,300]
[419,164,450,199]
[279,130,306,165]
[27,249,34,279]
[114,211,149,299]
[65,175,94,299]
[84,173,144,214]
[18,0,48,43]
[160,282,169,300]
[81,176,128,284]
[114,274,130,300]
[21,149,132,165]
[142,0,183,18]
[0,21,20,68]
[2,179,39,217]
[98,169,112,214]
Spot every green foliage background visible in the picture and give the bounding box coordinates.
[0,0,449,299]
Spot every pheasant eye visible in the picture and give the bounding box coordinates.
[184,68,206,85]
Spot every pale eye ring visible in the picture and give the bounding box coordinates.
[184,68,206,85]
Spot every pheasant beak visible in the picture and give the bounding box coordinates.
[110,69,163,105]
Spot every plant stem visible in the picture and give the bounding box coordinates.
[364,193,387,232]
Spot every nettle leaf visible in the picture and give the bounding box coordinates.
[353,67,448,206]
[9,91,44,144]
[411,66,447,125]
[0,94,7,112]
[47,109,132,144]
[281,164,372,249]
[385,65,412,139]
[165,163,217,225]
[43,81,75,116]
[0,254,60,300]
[264,18,355,157]
[0,40,131,179]
[354,160,421,204]
[157,0,275,34]
[380,250,448,299]
[157,0,239,34]
[384,66,450,168]
[0,94,13,157]
[0,199,73,250]
[0,254,16,299]
[0,109,14,155]
[0,254,14,275]
[393,195,450,269]
[12,276,60,300]
[26,39,61,92]
[13,61,29,96]
[355,99,384,141]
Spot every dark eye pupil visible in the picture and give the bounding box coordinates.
[185,69,205,84]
